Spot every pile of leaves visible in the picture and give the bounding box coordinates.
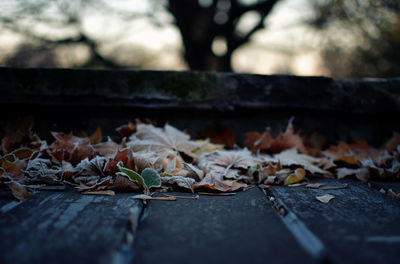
[1,117,399,201]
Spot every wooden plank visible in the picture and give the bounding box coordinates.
[0,191,142,264]
[133,188,315,264]
[270,179,400,264]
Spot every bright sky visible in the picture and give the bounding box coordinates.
[0,0,329,76]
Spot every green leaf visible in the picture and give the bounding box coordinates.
[141,168,161,189]
[117,161,144,187]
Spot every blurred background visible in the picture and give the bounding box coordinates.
[0,0,399,78]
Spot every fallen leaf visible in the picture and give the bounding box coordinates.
[4,178,33,201]
[316,194,335,203]
[197,192,236,196]
[116,121,136,138]
[284,168,306,186]
[112,173,141,192]
[274,148,328,174]
[89,126,102,144]
[336,167,369,182]
[82,190,115,196]
[243,128,273,154]
[105,148,136,175]
[270,118,307,153]
[161,176,196,193]
[306,183,326,188]
[192,139,222,157]
[130,123,199,158]
[195,173,247,192]
[132,194,177,201]
[199,149,260,172]
[50,132,95,164]
[320,184,348,190]
[288,182,308,187]
[94,138,119,157]
[24,158,63,184]
[161,193,199,199]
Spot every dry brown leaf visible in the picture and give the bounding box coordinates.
[1,159,27,179]
[112,173,141,192]
[322,142,358,165]
[105,148,136,175]
[50,132,95,164]
[6,180,33,201]
[24,158,63,184]
[274,148,328,174]
[336,167,369,182]
[89,126,102,144]
[94,139,119,157]
[306,183,326,188]
[161,176,196,193]
[316,194,335,203]
[116,121,136,138]
[132,194,177,201]
[199,149,260,172]
[320,184,348,190]
[130,124,199,158]
[198,192,236,196]
[243,128,273,154]
[270,119,307,153]
[195,173,247,192]
[82,190,115,196]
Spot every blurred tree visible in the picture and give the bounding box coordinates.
[0,0,149,68]
[308,0,400,78]
[168,0,280,71]
[1,0,282,71]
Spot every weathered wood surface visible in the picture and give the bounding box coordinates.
[0,191,142,264]
[133,188,315,264]
[270,179,400,264]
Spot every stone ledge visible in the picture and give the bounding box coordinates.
[1,67,399,113]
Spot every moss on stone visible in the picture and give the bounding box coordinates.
[159,71,215,101]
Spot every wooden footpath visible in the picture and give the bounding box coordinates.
[1,179,399,264]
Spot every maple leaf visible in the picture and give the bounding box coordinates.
[105,148,136,175]
[199,149,260,171]
[243,128,273,154]
[129,124,199,158]
[274,148,328,174]
[50,132,95,164]
[71,157,113,191]
[270,118,307,153]
[322,142,358,165]
[116,121,136,139]
[242,119,307,154]
[94,138,120,157]
[195,172,247,192]
[89,125,102,144]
